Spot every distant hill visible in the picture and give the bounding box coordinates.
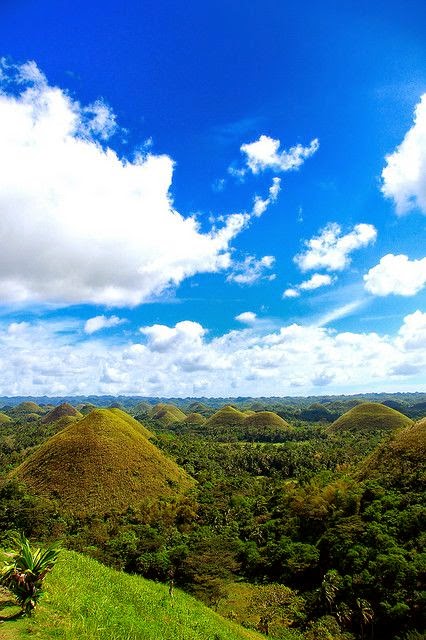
[205,405,247,428]
[12,408,193,516]
[13,550,263,640]
[183,412,206,425]
[41,403,82,425]
[243,411,291,431]
[358,418,426,487]
[151,403,187,425]
[328,402,412,435]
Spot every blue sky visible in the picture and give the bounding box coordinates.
[0,0,425,396]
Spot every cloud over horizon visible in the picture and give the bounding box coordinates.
[0,311,424,396]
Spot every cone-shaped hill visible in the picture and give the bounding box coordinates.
[358,418,426,487]
[244,411,291,430]
[205,405,247,428]
[328,402,412,435]
[12,408,193,516]
[183,412,206,425]
[11,401,43,416]
[150,403,186,425]
[41,402,82,425]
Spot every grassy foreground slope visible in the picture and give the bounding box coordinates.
[6,550,263,640]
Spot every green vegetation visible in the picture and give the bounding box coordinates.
[0,396,424,639]
[0,533,60,615]
[11,409,193,516]
[359,417,426,486]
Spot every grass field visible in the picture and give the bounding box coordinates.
[0,551,264,640]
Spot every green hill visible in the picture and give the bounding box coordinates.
[243,411,291,431]
[0,550,263,640]
[205,405,247,428]
[151,403,187,425]
[328,402,412,435]
[12,409,193,516]
[41,402,82,425]
[15,401,43,414]
[184,412,206,425]
[358,418,426,487]
[0,411,11,423]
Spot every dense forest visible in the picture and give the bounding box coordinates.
[0,394,425,640]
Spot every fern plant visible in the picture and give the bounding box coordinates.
[0,532,60,615]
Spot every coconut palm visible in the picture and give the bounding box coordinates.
[0,532,60,615]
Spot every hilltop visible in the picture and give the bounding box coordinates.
[205,405,247,428]
[151,403,187,425]
[328,402,412,435]
[41,402,82,425]
[12,408,193,516]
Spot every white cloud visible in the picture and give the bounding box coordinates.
[382,94,426,214]
[235,311,257,324]
[140,320,206,352]
[84,315,125,334]
[227,255,275,285]
[0,61,256,307]
[0,312,424,396]
[315,299,366,327]
[252,177,281,217]
[364,254,426,296]
[282,273,335,299]
[295,223,377,272]
[240,134,319,174]
[283,288,300,298]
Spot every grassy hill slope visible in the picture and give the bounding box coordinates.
[151,403,187,425]
[12,409,193,516]
[1,550,264,640]
[205,406,247,428]
[358,417,426,487]
[328,402,412,434]
[41,403,82,425]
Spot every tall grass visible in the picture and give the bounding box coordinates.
[24,551,263,640]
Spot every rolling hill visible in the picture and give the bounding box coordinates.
[328,402,412,435]
[12,408,193,516]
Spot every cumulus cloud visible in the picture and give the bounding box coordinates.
[0,60,257,307]
[283,288,300,298]
[227,255,276,285]
[84,315,125,334]
[364,254,426,296]
[0,312,424,396]
[295,223,377,272]
[240,134,319,174]
[382,94,426,214]
[235,311,257,324]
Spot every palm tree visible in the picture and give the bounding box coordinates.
[0,532,60,615]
